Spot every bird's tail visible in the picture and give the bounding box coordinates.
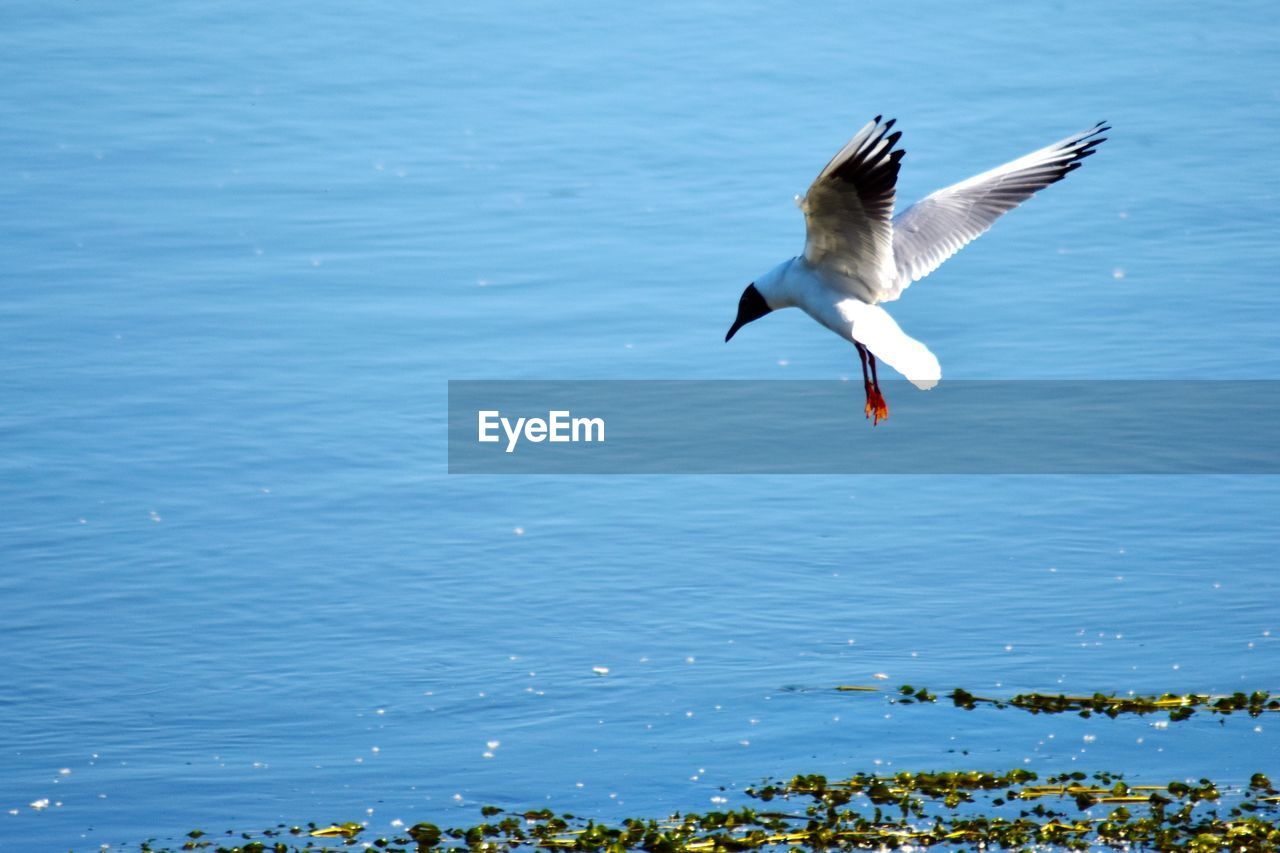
[846,302,940,390]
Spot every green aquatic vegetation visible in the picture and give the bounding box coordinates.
[834,684,1280,720]
[126,686,1280,851]
[308,822,363,838]
[947,687,1280,720]
[134,769,1280,852]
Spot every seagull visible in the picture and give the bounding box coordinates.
[725,117,1109,424]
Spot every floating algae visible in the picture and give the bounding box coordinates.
[128,687,1280,851]
[137,770,1280,852]
[833,685,1280,721]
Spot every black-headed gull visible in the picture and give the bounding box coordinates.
[726,117,1108,423]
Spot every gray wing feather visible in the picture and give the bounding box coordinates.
[883,122,1109,302]
[801,116,905,301]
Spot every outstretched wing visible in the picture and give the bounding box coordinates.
[801,116,905,302]
[882,122,1109,302]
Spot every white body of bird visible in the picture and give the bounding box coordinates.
[752,256,941,390]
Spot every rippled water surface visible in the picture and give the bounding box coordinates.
[2,1,1279,849]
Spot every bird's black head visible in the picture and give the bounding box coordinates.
[725,283,772,342]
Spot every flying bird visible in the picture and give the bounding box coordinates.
[725,117,1109,424]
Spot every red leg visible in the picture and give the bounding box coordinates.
[854,343,875,421]
[867,352,888,425]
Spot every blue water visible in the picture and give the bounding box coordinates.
[3,1,1279,849]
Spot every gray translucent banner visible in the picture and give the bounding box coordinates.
[447,381,1279,474]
